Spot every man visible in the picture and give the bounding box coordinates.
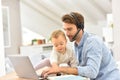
[42,12,120,80]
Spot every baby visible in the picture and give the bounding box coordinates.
[35,30,78,76]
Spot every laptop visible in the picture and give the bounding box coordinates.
[8,55,87,80]
[8,55,45,80]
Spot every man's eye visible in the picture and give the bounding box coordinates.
[60,43,64,45]
[60,44,63,45]
[68,28,72,31]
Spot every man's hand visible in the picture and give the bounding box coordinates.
[41,66,60,78]
[36,66,50,75]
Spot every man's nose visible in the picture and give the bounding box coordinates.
[65,30,70,35]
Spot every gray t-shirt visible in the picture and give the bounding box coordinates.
[50,46,78,67]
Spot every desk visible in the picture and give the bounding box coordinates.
[0,72,33,80]
[0,72,88,80]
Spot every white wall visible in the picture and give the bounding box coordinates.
[1,0,104,57]
[20,1,105,44]
[20,2,62,40]
[112,0,120,61]
[2,0,22,55]
[0,0,6,76]
[85,21,106,38]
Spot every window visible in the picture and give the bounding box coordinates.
[2,6,11,47]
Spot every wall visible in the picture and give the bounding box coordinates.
[2,0,105,56]
[0,0,6,76]
[112,0,120,61]
[85,21,106,38]
[20,1,104,43]
[20,2,62,40]
[2,0,22,55]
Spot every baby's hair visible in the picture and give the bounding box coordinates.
[50,30,67,41]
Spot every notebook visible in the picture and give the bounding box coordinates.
[8,55,45,80]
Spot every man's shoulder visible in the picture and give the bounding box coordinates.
[86,33,102,42]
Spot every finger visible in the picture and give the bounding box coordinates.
[43,73,48,78]
[43,71,52,78]
[41,70,48,77]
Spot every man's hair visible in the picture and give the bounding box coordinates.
[62,12,84,30]
[50,30,67,41]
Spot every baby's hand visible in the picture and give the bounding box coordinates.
[36,66,50,76]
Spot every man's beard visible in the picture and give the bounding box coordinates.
[67,35,75,42]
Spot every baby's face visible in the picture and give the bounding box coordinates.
[52,35,67,54]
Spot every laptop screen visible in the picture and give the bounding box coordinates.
[8,55,39,79]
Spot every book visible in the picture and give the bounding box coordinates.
[48,75,87,80]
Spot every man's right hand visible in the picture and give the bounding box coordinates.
[41,66,60,78]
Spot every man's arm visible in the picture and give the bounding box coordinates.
[41,66,78,78]
[59,67,78,75]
